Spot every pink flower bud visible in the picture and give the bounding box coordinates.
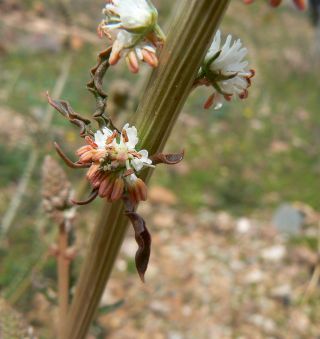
[126,51,140,74]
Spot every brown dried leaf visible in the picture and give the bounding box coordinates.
[127,212,151,282]
[87,47,112,99]
[124,198,151,282]
[86,47,119,131]
[47,92,91,137]
[150,150,185,165]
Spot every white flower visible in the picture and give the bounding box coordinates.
[122,123,138,149]
[103,0,158,33]
[94,127,113,150]
[99,0,165,72]
[80,124,152,203]
[131,150,153,171]
[93,124,153,173]
[205,31,249,76]
[199,30,255,110]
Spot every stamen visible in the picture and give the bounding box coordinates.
[122,129,129,143]
[85,136,98,149]
[106,130,118,145]
[126,51,140,74]
[142,49,158,68]
[129,150,142,159]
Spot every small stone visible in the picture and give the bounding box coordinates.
[210,211,234,233]
[261,245,286,262]
[249,314,276,333]
[271,284,292,304]
[168,332,183,339]
[182,305,192,317]
[149,301,170,315]
[230,260,245,271]
[244,269,265,284]
[272,204,304,235]
[236,217,252,234]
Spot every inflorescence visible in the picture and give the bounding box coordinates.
[47,0,294,280]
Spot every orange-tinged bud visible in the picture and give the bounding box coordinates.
[98,176,114,198]
[110,178,125,201]
[86,164,100,180]
[92,150,107,162]
[79,150,94,163]
[109,50,121,65]
[90,171,106,189]
[204,93,215,110]
[128,178,148,204]
[136,178,148,201]
[142,49,159,68]
[126,51,139,74]
[85,136,98,148]
[76,145,93,156]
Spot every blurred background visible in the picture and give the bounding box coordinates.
[1,0,320,337]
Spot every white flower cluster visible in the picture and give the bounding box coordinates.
[94,124,153,174]
[198,30,255,110]
[77,124,153,203]
[99,0,165,73]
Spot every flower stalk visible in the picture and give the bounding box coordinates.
[41,155,75,337]
[57,221,70,338]
[63,1,230,338]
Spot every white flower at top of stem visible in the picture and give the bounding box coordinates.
[103,0,158,34]
[198,30,255,110]
[99,0,165,73]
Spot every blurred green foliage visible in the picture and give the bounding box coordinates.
[0,145,28,186]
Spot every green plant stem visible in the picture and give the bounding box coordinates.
[63,1,230,338]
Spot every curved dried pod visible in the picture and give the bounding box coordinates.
[150,150,184,165]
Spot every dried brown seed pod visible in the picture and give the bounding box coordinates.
[42,156,73,225]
